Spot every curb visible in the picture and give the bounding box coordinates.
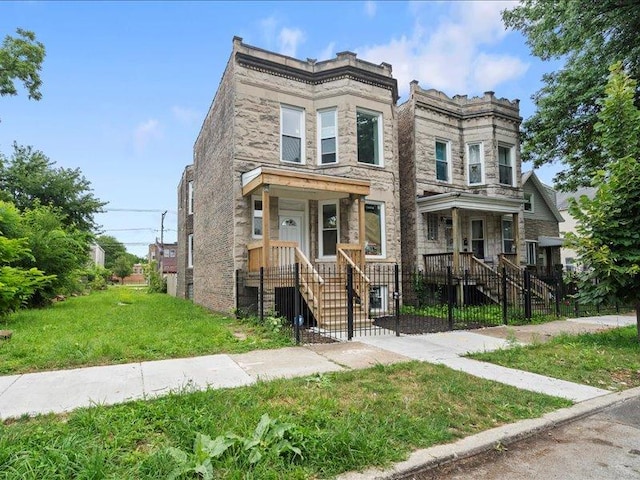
[337,386,640,480]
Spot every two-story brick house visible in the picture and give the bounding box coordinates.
[187,37,402,316]
[398,83,524,275]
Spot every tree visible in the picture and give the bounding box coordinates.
[0,144,106,231]
[502,0,640,191]
[95,235,142,270]
[566,63,640,341]
[112,255,133,284]
[0,201,53,315]
[0,28,45,106]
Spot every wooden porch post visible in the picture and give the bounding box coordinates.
[452,207,460,270]
[262,186,271,268]
[512,212,519,261]
[358,195,366,266]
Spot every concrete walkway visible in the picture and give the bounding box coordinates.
[0,314,635,420]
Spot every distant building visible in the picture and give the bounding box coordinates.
[177,165,194,299]
[148,242,178,274]
[89,243,105,267]
[557,188,597,271]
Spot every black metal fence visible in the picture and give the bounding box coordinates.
[235,264,624,344]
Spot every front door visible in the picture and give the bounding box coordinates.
[471,219,485,259]
[279,211,304,252]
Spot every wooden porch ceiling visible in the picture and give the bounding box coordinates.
[241,166,370,197]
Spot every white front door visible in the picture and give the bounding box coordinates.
[279,211,304,251]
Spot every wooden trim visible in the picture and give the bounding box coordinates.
[358,196,366,252]
[242,167,370,197]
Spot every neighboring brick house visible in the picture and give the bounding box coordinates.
[398,83,525,274]
[148,242,178,274]
[185,37,401,314]
[522,171,564,276]
[177,165,194,299]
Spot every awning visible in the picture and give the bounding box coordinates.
[417,191,523,214]
[538,236,564,247]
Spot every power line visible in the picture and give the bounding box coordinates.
[102,208,177,214]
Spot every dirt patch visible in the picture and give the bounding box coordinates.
[294,328,338,344]
[373,314,486,335]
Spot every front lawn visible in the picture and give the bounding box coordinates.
[0,361,571,479]
[0,288,292,375]
[469,326,640,391]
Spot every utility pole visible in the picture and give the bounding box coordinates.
[159,210,167,274]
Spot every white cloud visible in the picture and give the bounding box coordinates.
[171,106,201,125]
[278,27,305,57]
[318,41,336,61]
[133,119,162,153]
[364,1,377,18]
[356,1,528,98]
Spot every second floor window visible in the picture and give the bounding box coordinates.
[281,106,304,163]
[524,192,534,212]
[187,181,194,215]
[357,109,382,166]
[188,234,194,268]
[498,145,513,186]
[436,140,450,182]
[467,143,484,185]
[318,109,337,164]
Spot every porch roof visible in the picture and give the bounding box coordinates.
[538,236,564,247]
[241,166,370,198]
[417,192,522,214]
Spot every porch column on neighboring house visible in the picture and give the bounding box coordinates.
[262,186,271,268]
[512,211,520,261]
[358,195,366,263]
[452,207,460,270]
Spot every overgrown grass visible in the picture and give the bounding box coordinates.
[0,361,570,479]
[469,326,640,391]
[0,288,292,375]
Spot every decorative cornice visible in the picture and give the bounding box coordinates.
[236,52,399,103]
[415,99,521,124]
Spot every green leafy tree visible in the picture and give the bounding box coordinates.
[95,234,142,270]
[566,63,640,341]
[20,205,92,304]
[0,28,45,105]
[112,255,133,284]
[503,0,640,191]
[0,143,106,231]
[0,201,53,315]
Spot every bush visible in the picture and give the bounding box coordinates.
[143,261,166,294]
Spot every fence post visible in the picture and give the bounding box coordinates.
[524,269,532,320]
[259,266,264,323]
[294,263,301,345]
[394,264,400,337]
[447,266,454,330]
[554,275,561,317]
[502,266,508,325]
[347,264,354,341]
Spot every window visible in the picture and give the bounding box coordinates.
[281,106,304,163]
[524,192,534,212]
[252,198,263,238]
[319,201,338,257]
[166,249,176,258]
[498,145,513,186]
[526,241,537,265]
[187,234,193,268]
[357,109,382,166]
[502,219,514,253]
[467,143,484,185]
[364,201,385,257]
[318,109,337,164]
[426,213,438,240]
[435,140,450,182]
[471,219,485,259]
[187,181,194,215]
[369,285,388,313]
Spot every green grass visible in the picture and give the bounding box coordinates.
[402,304,559,326]
[469,326,640,391]
[0,361,571,479]
[0,288,292,375]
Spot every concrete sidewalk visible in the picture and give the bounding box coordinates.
[0,314,635,420]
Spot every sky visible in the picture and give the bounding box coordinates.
[0,1,563,257]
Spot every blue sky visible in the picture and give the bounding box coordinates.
[0,1,562,257]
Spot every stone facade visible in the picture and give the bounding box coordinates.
[398,82,524,271]
[177,164,194,299]
[190,37,400,313]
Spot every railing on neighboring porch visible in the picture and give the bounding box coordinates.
[422,252,474,272]
[499,254,554,305]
